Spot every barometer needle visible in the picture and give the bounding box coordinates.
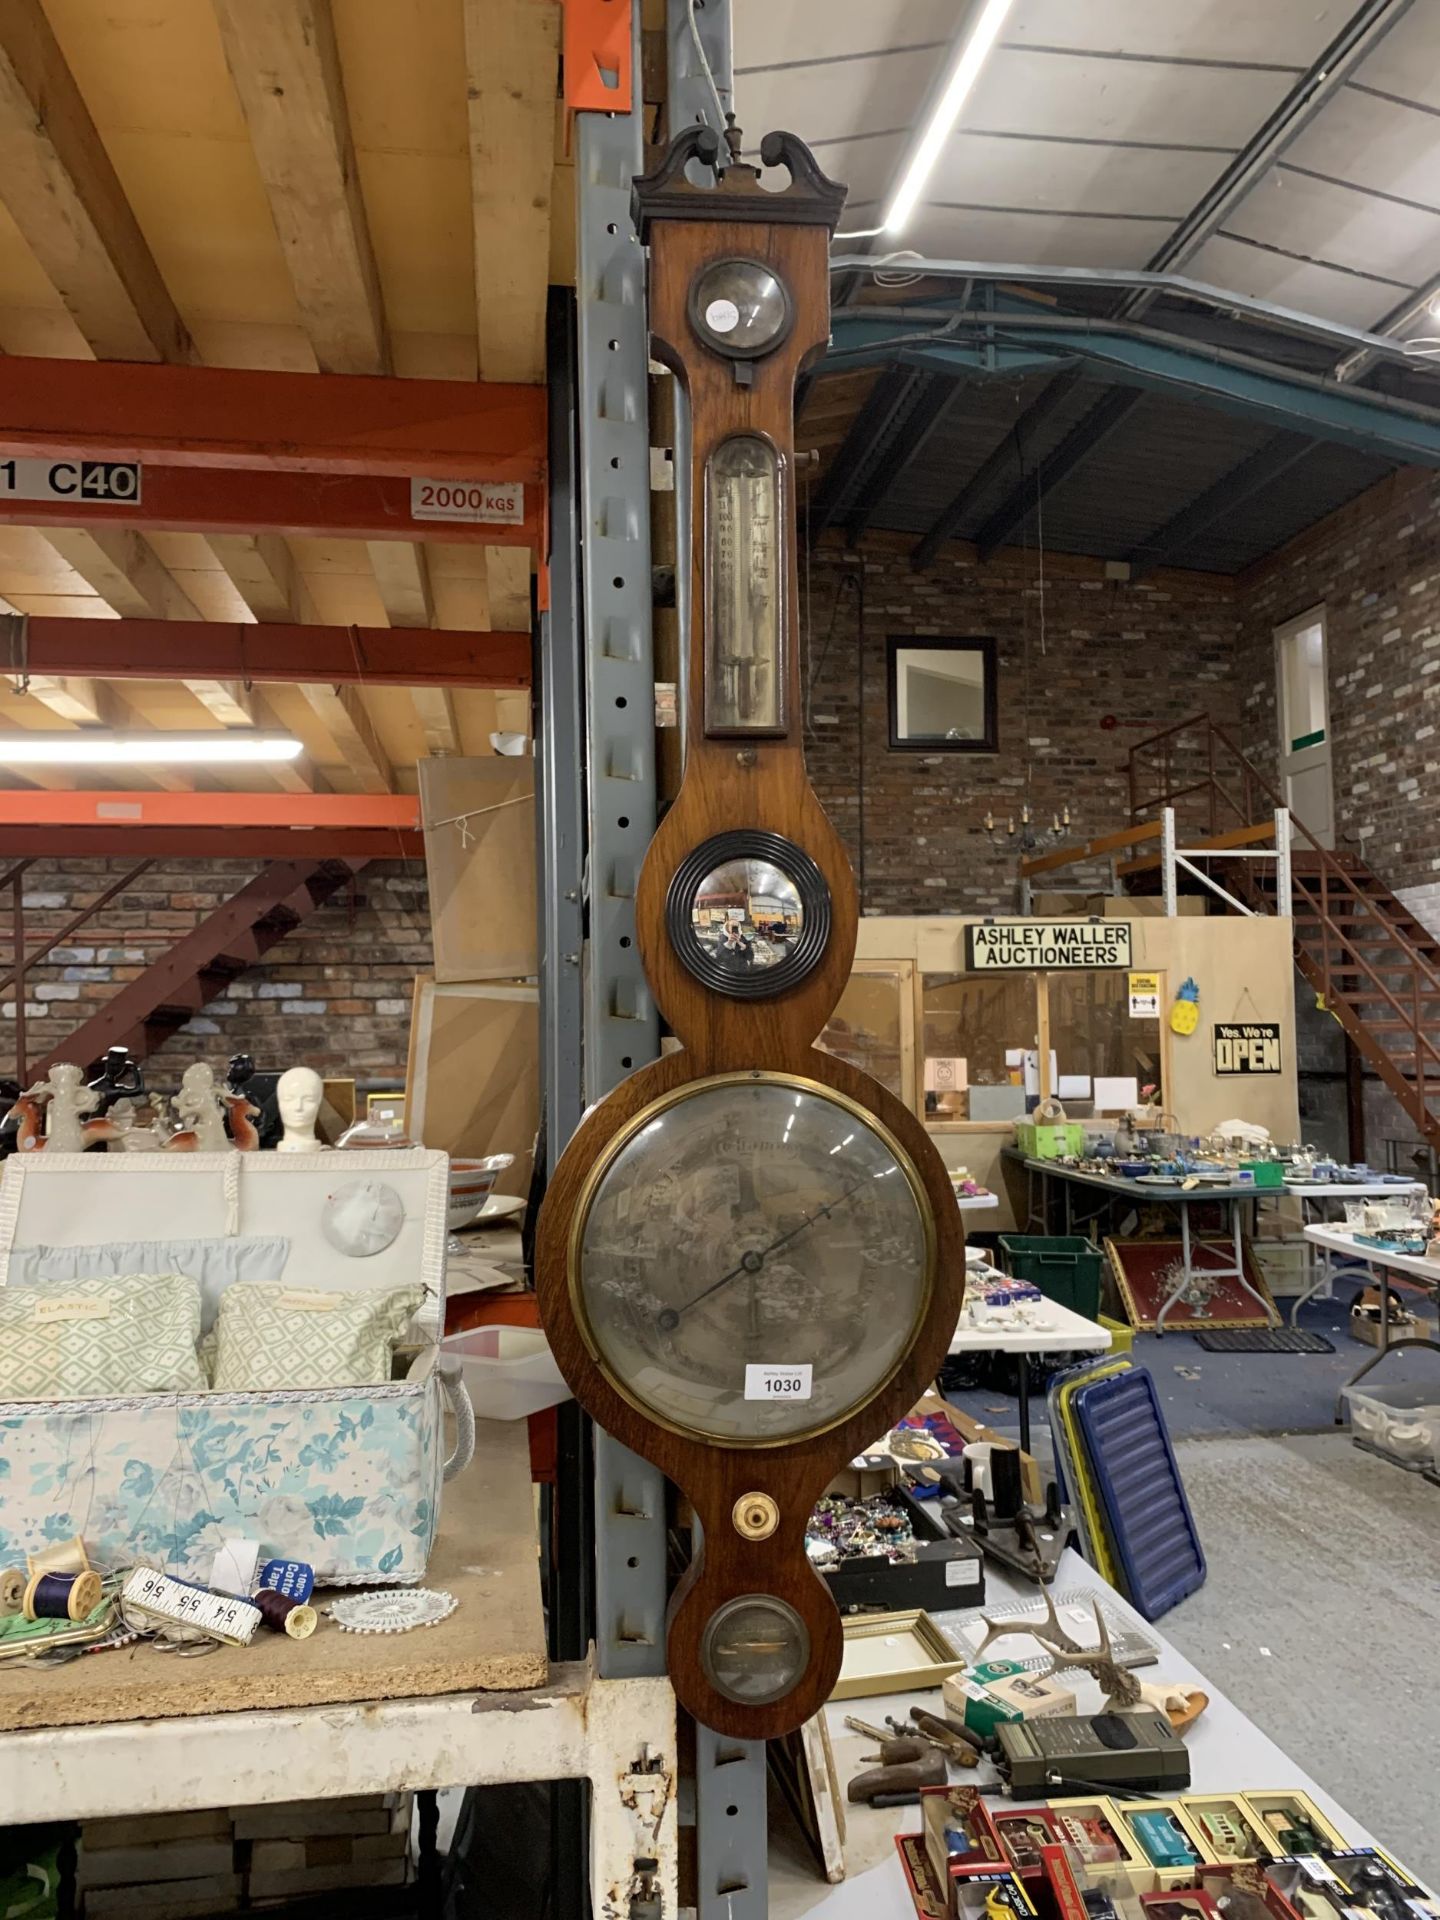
[657,1176,870,1330]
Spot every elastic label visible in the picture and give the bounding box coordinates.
[744,1363,813,1402]
[945,1558,981,1588]
[277,1290,343,1312]
[258,1559,315,1602]
[33,1295,112,1323]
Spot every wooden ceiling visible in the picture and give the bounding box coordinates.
[0,0,565,796]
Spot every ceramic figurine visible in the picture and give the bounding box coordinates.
[275,1065,326,1153]
[5,1062,121,1152]
[168,1062,233,1153]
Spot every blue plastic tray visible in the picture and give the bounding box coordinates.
[1070,1365,1205,1621]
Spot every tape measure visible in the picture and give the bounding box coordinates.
[122,1568,261,1647]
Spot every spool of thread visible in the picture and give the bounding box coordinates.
[23,1568,102,1622]
[254,1588,317,1640]
[0,1567,25,1617]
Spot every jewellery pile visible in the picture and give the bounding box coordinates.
[805,1493,917,1571]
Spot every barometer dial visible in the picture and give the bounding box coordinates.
[572,1073,933,1444]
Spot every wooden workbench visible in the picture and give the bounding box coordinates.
[0,1416,546,1733]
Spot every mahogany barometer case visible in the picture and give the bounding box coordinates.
[536,123,965,1739]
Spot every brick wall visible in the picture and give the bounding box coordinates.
[1,859,429,1089]
[803,542,1240,914]
[1237,469,1440,897]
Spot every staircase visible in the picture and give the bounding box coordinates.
[1126,717,1440,1154]
[29,858,368,1077]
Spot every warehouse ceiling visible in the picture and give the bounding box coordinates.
[0,0,557,797]
[737,0,1440,573]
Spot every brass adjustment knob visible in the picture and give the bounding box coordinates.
[732,1492,779,1540]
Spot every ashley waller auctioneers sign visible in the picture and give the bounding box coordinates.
[963,922,1133,971]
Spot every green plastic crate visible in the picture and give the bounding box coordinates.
[1240,1159,1285,1189]
[1014,1120,1085,1160]
[999,1233,1105,1320]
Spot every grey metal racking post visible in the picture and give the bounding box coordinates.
[576,6,669,1689]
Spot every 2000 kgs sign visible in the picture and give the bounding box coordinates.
[964,921,1133,971]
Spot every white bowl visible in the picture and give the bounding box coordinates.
[447,1153,515,1232]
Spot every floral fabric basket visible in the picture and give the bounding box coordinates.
[0,1149,474,1584]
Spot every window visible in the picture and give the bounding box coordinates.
[920,973,1036,1122]
[1048,971,1163,1116]
[818,964,914,1106]
[887,637,997,752]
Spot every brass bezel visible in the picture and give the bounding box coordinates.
[566,1068,939,1449]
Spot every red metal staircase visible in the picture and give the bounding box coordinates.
[9,858,368,1079]
[1127,717,1440,1154]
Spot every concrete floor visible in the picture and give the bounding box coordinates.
[1167,1430,1440,1892]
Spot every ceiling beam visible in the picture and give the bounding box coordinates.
[911,369,1084,571]
[368,539,462,754]
[43,527,253,725]
[844,372,963,544]
[1124,0,1418,314]
[300,683,392,793]
[1336,271,1440,384]
[12,618,530,689]
[23,675,111,727]
[1127,432,1320,578]
[974,388,1145,562]
[368,541,434,629]
[0,827,423,859]
[806,368,914,543]
[212,0,390,377]
[0,355,546,479]
[463,0,559,383]
[0,0,194,362]
[207,534,300,623]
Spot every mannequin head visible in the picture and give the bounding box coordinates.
[275,1065,325,1152]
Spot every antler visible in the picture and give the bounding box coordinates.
[971,1587,1082,1661]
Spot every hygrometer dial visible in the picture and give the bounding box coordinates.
[689,256,793,359]
[571,1072,934,1445]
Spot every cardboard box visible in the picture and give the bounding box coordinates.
[1140,1892,1222,1920]
[944,1661,1028,1739]
[1325,1849,1440,1919]
[1179,1796,1269,1866]
[898,1831,950,1920]
[1119,1803,1209,1886]
[947,1862,1038,1920]
[903,1391,1043,1508]
[993,1808,1065,1881]
[921,1785,1007,1896]
[984,1669,1077,1723]
[1240,1794,1348,1860]
[1350,1294,1419,1348]
[1262,1857,1353,1920]
[1048,1799,1150,1890]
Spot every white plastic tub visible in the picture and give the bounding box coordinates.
[1342,1380,1440,1470]
[440,1324,572,1421]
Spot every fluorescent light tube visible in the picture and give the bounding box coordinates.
[883,0,1016,235]
[0,731,304,766]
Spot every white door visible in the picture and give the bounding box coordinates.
[1275,609,1333,848]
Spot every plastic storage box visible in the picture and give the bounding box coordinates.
[1341,1380,1440,1470]
[1015,1121,1085,1160]
[1239,1159,1285,1188]
[999,1234,1105,1319]
[441,1324,572,1422]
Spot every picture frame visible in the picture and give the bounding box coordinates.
[887,637,998,753]
[834,1608,967,1699]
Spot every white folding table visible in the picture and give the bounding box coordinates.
[1303,1222,1440,1418]
[948,1299,1111,1453]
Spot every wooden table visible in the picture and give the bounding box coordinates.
[0,1417,677,1912]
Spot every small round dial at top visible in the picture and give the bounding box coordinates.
[571,1073,934,1444]
[689,257,793,358]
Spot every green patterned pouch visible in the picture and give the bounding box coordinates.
[0,1271,205,1398]
[211,1281,425,1391]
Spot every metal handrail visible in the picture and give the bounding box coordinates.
[1129,714,1440,1001]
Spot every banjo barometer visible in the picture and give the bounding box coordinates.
[536,122,965,1739]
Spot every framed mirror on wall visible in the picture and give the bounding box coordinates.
[887,636,997,752]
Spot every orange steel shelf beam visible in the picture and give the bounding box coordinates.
[12,619,531,689]
[0,792,420,829]
[0,828,424,858]
[0,467,539,547]
[0,357,546,480]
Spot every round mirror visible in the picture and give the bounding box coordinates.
[667,830,831,1000]
[690,856,802,976]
